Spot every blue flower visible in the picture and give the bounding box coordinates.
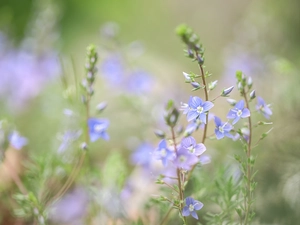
[88,118,109,142]
[184,113,214,135]
[182,96,214,123]
[155,140,175,167]
[131,143,153,169]
[58,130,82,153]
[182,197,204,219]
[180,136,206,156]
[174,147,198,170]
[126,70,153,94]
[9,131,28,150]
[214,116,233,139]
[227,100,250,124]
[256,96,272,119]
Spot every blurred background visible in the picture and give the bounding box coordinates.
[0,0,300,224]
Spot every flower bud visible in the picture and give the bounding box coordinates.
[247,76,253,89]
[221,86,234,97]
[81,142,88,151]
[183,72,191,81]
[208,80,218,90]
[227,98,236,106]
[197,55,204,65]
[237,82,243,91]
[250,90,256,99]
[96,102,108,112]
[154,129,165,139]
[191,82,200,88]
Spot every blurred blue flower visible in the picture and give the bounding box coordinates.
[214,116,233,140]
[49,187,89,224]
[227,100,250,124]
[155,139,175,167]
[180,136,206,156]
[174,147,198,170]
[131,143,153,169]
[183,96,214,123]
[58,130,82,153]
[185,113,214,135]
[182,197,204,219]
[9,131,28,150]
[256,96,272,119]
[88,118,109,142]
[101,55,124,85]
[126,70,153,94]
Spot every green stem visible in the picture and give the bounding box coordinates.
[242,89,253,225]
[171,126,187,224]
[186,61,209,182]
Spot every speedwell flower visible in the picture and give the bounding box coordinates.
[227,100,250,124]
[214,116,233,139]
[9,131,28,150]
[256,96,272,119]
[183,96,214,123]
[155,139,175,167]
[180,136,206,156]
[182,197,204,219]
[173,147,198,170]
[88,118,109,142]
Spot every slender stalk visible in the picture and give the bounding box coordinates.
[186,60,209,181]
[47,94,91,205]
[242,89,253,225]
[171,126,187,224]
[159,207,173,225]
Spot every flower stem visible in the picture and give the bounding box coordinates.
[170,126,187,224]
[242,89,253,225]
[159,207,173,225]
[186,60,209,182]
[48,95,91,206]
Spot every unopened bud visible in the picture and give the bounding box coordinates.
[247,77,253,89]
[208,80,218,90]
[237,82,243,91]
[183,72,191,81]
[250,90,256,99]
[191,82,200,88]
[227,98,237,106]
[81,142,88,151]
[196,55,204,65]
[221,86,234,97]
[96,102,108,112]
[154,129,165,139]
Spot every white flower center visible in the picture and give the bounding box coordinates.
[179,155,186,163]
[187,145,195,153]
[94,124,103,132]
[197,106,203,114]
[189,204,194,212]
[237,110,242,117]
[218,126,224,133]
[160,148,167,157]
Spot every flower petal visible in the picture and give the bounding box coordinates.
[182,206,190,216]
[241,108,250,118]
[191,211,199,219]
[202,101,214,111]
[187,110,199,122]
[194,201,204,210]
[235,100,244,109]
[190,96,203,108]
[214,116,222,127]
